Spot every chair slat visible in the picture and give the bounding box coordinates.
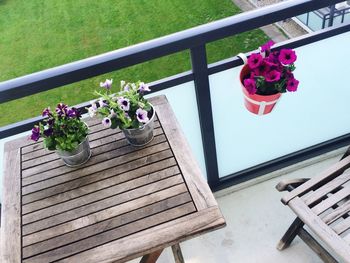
[289,197,350,262]
[333,216,350,235]
[311,186,350,215]
[302,172,350,206]
[282,156,350,205]
[322,199,350,225]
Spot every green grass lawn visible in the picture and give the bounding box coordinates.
[0,0,269,127]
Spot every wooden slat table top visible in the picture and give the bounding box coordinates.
[1,95,226,263]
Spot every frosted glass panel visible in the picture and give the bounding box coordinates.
[146,82,207,179]
[210,31,350,178]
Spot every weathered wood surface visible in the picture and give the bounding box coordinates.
[279,156,350,263]
[289,197,350,262]
[282,155,350,205]
[1,95,225,263]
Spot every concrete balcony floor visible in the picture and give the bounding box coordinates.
[130,147,347,263]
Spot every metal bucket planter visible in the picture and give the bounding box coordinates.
[122,106,155,147]
[56,137,91,167]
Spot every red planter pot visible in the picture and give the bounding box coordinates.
[239,65,281,115]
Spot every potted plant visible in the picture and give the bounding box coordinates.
[30,103,91,167]
[240,40,299,115]
[89,79,155,146]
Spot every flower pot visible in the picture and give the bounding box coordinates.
[122,106,155,147]
[240,64,281,115]
[56,137,91,167]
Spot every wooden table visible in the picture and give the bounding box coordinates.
[1,95,226,263]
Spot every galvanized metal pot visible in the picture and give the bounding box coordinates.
[56,137,91,167]
[122,106,155,147]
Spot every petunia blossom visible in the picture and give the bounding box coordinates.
[278,49,297,65]
[264,70,281,82]
[138,82,151,93]
[67,107,79,118]
[43,126,53,137]
[100,79,113,89]
[117,97,130,111]
[42,107,52,117]
[136,108,149,123]
[260,40,275,53]
[248,53,263,69]
[253,61,270,76]
[108,109,116,119]
[88,107,97,118]
[56,103,68,116]
[30,126,40,141]
[102,117,112,128]
[286,78,299,92]
[90,100,98,111]
[99,99,107,108]
[243,78,257,95]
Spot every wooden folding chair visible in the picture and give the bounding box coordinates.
[277,149,350,263]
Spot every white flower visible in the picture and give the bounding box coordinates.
[136,108,149,123]
[138,82,151,92]
[108,109,116,118]
[120,80,125,88]
[117,97,130,111]
[88,107,96,118]
[90,100,98,111]
[102,117,112,128]
[100,79,113,89]
[99,99,107,108]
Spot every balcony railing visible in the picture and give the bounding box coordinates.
[1,0,349,192]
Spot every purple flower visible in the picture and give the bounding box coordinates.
[286,78,299,92]
[42,107,52,117]
[102,117,112,128]
[47,118,54,126]
[278,49,297,65]
[264,70,281,82]
[138,82,151,93]
[136,108,149,123]
[67,107,79,118]
[260,40,275,53]
[248,53,263,69]
[117,97,130,111]
[243,78,257,95]
[253,61,270,76]
[90,100,98,111]
[56,103,68,116]
[100,79,113,89]
[43,126,53,137]
[30,126,40,141]
[99,99,107,108]
[123,84,130,91]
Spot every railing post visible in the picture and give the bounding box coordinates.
[190,44,219,188]
[328,4,336,27]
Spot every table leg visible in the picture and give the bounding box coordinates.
[171,243,185,263]
[139,249,163,263]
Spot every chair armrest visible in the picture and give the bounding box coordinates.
[276,178,309,192]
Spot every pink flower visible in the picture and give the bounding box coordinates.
[260,40,275,53]
[286,78,299,92]
[278,49,297,65]
[264,70,281,82]
[248,53,263,69]
[243,78,257,95]
[253,61,270,76]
